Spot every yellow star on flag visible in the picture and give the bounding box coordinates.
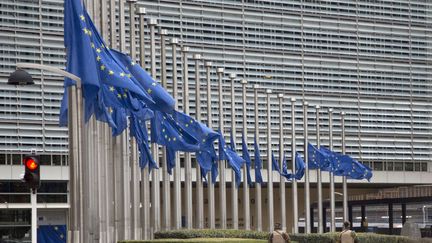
[127,74,131,78]
[173,137,177,141]
[147,88,152,94]
[100,65,106,70]
[109,86,115,92]
[91,42,95,48]
[131,61,136,66]
[80,15,85,21]
[120,72,125,77]
[96,56,101,62]
[117,94,122,98]
[123,93,127,98]
[96,48,101,53]
[109,70,114,75]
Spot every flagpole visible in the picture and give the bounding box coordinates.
[291,98,298,233]
[160,28,171,231]
[119,1,132,238]
[278,93,286,232]
[138,8,150,240]
[182,46,193,229]
[217,67,227,229]
[253,84,262,232]
[304,101,311,234]
[107,2,117,240]
[99,0,109,240]
[229,73,239,229]
[316,105,323,233]
[170,38,181,230]
[127,1,140,239]
[149,18,161,237]
[193,53,205,229]
[241,79,250,230]
[341,111,348,221]
[266,89,274,232]
[205,61,216,229]
[138,7,146,67]
[329,108,335,232]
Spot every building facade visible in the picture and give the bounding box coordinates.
[0,0,432,241]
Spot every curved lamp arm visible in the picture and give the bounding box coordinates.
[16,63,81,87]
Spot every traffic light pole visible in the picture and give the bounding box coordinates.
[31,189,37,243]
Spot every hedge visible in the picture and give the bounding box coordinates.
[118,238,266,243]
[154,229,269,240]
[119,229,432,243]
[290,232,432,243]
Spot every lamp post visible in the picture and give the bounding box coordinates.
[9,63,83,243]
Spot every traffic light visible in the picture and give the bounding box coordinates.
[23,155,40,191]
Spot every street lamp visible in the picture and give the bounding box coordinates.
[9,62,82,243]
[8,69,34,85]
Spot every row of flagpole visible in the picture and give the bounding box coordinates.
[74,0,355,242]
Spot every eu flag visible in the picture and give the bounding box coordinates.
[253,134,264,184]
[271,152,280,172]
[218,130,245,187]
[63,0,156,125]
[150,110,219,174]
[129,114,157,169]
[241,131,253,185]
[308,143,330,170]
[280,155,292,180]
[294,152,306,180]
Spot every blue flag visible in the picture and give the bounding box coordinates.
[129,114,157,169]
[241,131,252,185]
[253,134,263,184]
[271,152,280,172]
[230,129,236,150]
[280,155,292,180]
[294,152,306,180]
[150,110,219,174]
[211,159,219,183]
[218,130,245,187]
[63,0,156,126]
[320,147,373,181]
[308,143,330,170]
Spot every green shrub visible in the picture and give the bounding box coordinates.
[289,232,421,243]
[154,229,269,240]
[119,238,266,243]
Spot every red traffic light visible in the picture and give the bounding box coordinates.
[24,157,39,171]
